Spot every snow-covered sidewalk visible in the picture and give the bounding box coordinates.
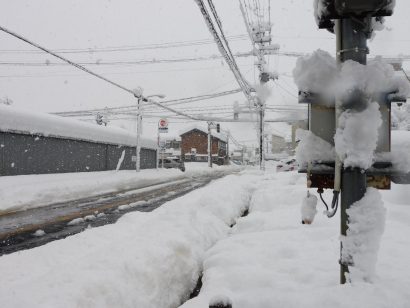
[0,162,238,214]
[0,170,261,308]
[1,168,409,308]
[182,172,410,308]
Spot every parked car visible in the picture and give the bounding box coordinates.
[159,157,185,172]
[276,158,297,172]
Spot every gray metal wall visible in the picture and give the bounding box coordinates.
[0,132,156,176]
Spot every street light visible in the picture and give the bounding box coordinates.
[134,93,166,172]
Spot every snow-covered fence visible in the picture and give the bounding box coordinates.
[0,105,157,176]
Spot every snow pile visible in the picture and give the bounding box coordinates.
[301,191,318,224]
[334,103,382,169]
[338,58,410,102]
[293,49,337,100]
[182,170,410,308]
[0,172,261,308]
[295,129,335,166]
[0,104,156,148]
[342,188,386,283]
[293,51,410,103]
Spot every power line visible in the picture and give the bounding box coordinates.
[0,64,254,79]
[0,53,254,66]
[52,88,242,116]
[195,0,254,103]
[0,34,249,54]
[0,25,200,121]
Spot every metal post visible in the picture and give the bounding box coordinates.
[226,130,230,164]
[156,130,159,170]
[337,17,369,284]
[136,97,142,172]
[207,122,212,168]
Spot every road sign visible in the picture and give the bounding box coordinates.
[158,118,168,133]
[131,155,137,162]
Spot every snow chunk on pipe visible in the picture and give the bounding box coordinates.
[334,102,382,169]
[301,192,318,224]
[341,188,386,283]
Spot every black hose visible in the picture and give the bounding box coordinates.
[326,191,340,218]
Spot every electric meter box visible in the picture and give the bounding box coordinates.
[298,91,395,190]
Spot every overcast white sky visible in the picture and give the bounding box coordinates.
[0,0,409,145]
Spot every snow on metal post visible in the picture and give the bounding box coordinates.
[136,97,142,172]
[336,16,369,285]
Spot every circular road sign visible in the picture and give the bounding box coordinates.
[159,118,168,128]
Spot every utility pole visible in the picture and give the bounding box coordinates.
[135,97,142,172]
[335,17,369,283]
[207,121,213,168]
[239,0,278,171]
[314,0,396,284]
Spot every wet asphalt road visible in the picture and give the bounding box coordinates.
[0,171,233,255]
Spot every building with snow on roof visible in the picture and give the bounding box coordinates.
[179,125,228,165]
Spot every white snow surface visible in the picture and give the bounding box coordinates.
[181,170,410,308]
[0,163,238,213]
[293,50,410,103]
[1,167,410,307]
[338,58,410,102]
[0,104,156,148]
[342,188,386,283]
[295,129,336,166]
[293,49,337,99]
[0,171,260,308]
[335,102,382,169]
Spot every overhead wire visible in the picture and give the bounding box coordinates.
[0,34,249,54]
[195,0,254,102]
[0,24,201,121]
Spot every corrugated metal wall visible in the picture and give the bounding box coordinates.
[0,132,156,176]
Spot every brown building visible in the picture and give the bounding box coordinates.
[180,127,228,164]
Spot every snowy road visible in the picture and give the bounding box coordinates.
[0,167,409,308]
[0,169,235,255]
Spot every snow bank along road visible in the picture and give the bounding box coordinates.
[0,164,238,255]
[1,169,409,307]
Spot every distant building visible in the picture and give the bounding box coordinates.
[180,127,228,164]
[271,133,288,154]
[161,137,181,159]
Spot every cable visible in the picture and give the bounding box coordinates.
[0,34,249,54]
[195,0,254,102]
[52,88,242,116]
[0,25,200,121]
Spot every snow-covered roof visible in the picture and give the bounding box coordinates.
[0,105,157,149]
[179,125,228,143]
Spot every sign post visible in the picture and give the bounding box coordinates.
[158,118,168,169]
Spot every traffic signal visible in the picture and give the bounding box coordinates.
[216,123,220,133]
